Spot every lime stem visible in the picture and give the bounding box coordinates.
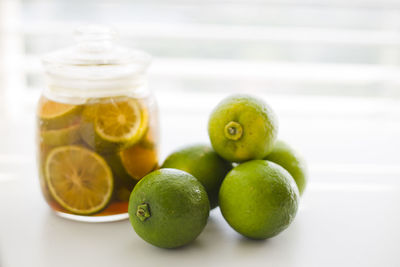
[224,121,243,141]
[136,203,151,221]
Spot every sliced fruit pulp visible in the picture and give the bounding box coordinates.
[120,144,158,181]
[38,96,82,130]
[45,146,113,215]
[79,98,149,154]
[95,99,146,143]
[39,98,77,119]
[40,123,81,147]
[37,96,157,217]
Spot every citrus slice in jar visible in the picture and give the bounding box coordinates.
[104,143,157,194]
[80,98,148,153]
[103,153,138,202]
[45,145,114,215]
[38,97,82,130]
[120,144,158,181]
[96,99,148,145]
[40,123,81,147]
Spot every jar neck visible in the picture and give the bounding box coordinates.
[43,74,149,105]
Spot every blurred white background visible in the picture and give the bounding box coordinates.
[2,0,400,110]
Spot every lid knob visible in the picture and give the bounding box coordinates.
[74,25,117,53]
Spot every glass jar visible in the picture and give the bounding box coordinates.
[36,25,159,222]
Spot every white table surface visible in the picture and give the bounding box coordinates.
[1,93,400,267]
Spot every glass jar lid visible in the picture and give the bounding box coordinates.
[42,25,151,100]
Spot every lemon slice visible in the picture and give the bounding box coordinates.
[95,99,148,144]
[40,123,81,147]
[80,98,148,153]
[38,97,82,130]
[45,146,113,215]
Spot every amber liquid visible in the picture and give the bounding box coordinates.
[37,95,159,218]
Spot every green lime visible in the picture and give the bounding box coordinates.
[128,168,210,248]
[38,96,82,130]
[40,123,81,147]
[80,98,148,154]
[208,94,278,162]
[161,144,232,209]
[45,145,114,215]
[264,140,307,195]
[219,160,299,239]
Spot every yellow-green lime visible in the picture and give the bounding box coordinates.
[45,145,114,215]
[208,94,278,162]
[161,144,232,209]
[264,140,307,195]
[128,168,210,248]
[219,160,299,239]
